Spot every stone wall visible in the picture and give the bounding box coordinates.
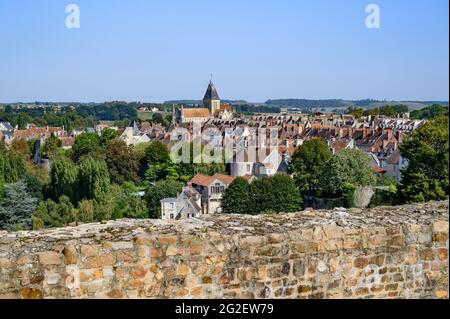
[0,201,448,299]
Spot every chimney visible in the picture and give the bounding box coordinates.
[386,128,393,140]
[363,128,368,139]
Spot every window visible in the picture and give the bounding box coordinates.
[169,214,174,219]
[211,183,223,194]
[170,203,174,209]
[247,164,251,172]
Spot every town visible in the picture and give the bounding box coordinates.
[1,81,447,230]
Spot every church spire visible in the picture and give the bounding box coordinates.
[203,78,220,116]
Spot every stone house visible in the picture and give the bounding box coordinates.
[190,173,236,215]
[160,186,202,220]
[119,120,151,146]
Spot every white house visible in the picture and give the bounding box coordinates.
[119,121,151,146]
[160,186,202,220]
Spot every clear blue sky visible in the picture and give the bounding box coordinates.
[0,0,448,103]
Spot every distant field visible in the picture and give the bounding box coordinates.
[137,111,170,120]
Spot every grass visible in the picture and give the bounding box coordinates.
[137,111,170,121]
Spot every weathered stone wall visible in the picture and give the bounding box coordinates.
[0,201,448,299]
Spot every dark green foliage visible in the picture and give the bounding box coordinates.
[17,112,30,130]
[49,157,78,203]
[152,113,164,125]
[77,157,110,201]
[399,116,449,203]
[77,200,95,223]
[104,139,139,184]
[32,196,76,230]
[347,105,409,118]
[410,104,449,120]
[221,177,251,214]
[342,182,356,208]
[144,179,183,219]
[222,174,301,215]
[320,148,376,198]
[24,173,44,200]
[145,141,171,164]
[42,133,62,159]
[0,149,26,183]
[266,99,343,109]
[0,181,38,231]
[100,128,118,147]
[71,132,101,162]
[289,138,332,195]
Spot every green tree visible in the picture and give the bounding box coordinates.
[222,174,301,215]
[111,182,148,219]
[42,133,62,159]
[144,179,183,218]
[320,148,376,198]
[10,139,31,158]
[123,196,148,219]
[0,181,38,231]
[0,151,26,183]
[410,104,449,120]
[289,138,332,195]
[269,173,302,212]
[104,139,139,184]
[144,141,173,183]
[17,112,29,130]
[77,157,111,201]
[248,178,276,214]
[221,177,251,214]
[32,196,76,230]
[49,157,78,203]
[71,132,101,162]
[24,173,44,200]
[399,116,449,202]
[152,113,164,125]
[347,107,364,119]
[77,199,95,223]
[145,141,171,164]
[100,128,118,147]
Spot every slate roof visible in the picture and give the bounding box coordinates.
[203,80,220,100]
[0,122,13,131]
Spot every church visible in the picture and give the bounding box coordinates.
[176,80,233,124]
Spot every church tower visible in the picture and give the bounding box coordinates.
[203,80,220,116]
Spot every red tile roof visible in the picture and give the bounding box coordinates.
[182,108,210,118]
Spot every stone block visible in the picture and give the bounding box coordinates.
[37,251,63,265]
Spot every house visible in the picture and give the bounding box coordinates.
[379,150,408,182]
[119,120,151,146]
[95,123,118,135]
[0,122,13,143]
[59,136,75,150]
[12,126,65,142]
[160,186,202,220]
[230,147,286,178]
[0,122,13,132]
[190,173,236,215]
